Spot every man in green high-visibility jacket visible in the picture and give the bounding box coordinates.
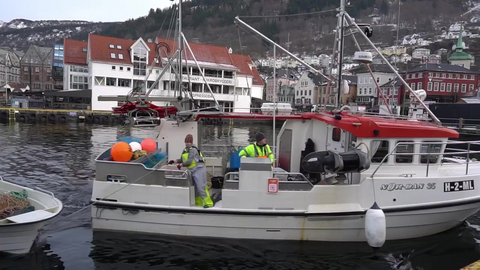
[238,132,274,164]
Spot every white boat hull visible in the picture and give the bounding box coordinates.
[0,179,63,254]
[0,222,46,254]
[91,200,480,242]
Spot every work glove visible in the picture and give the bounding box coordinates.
[168,160,175,165]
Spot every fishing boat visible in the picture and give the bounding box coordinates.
[0,177,63,254]
[90,0,480,248]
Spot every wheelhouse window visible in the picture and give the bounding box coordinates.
[371,140,389,163]
[420,141,442,164]
[395,141,414,163]
[332,128,341,142]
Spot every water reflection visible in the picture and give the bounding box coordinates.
[86,225,479,270]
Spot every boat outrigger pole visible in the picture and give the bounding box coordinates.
[234,17,332,83]
[342,13,441,125]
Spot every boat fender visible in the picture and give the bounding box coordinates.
[365,202,386,249]
[28,113,37,121]
[58,115,67,123]
[48,114,56,121]
[86,114,94,123]
[0,111,7,118]
[93,115,101,124]
[101,115,110,125]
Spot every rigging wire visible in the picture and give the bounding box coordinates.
[237,26,252,110]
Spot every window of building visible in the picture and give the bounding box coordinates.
[82,48,87,52]
[371,140,389,163]
[118,78,131,87]
[118,54,124,60]
[94,76,105,86]
[469,84,475,92]
[133,80,146,93]
[309,90,311,96]
[224,71,233,78]
[418,82,422,90]
[127,67,131,71]
[110,53,116,59]
[395,140,414,163]
[119,67,123,71]
[394,88,398,95]
[434,82,439,91]
[454,83,459,92]
[112,66,116,70]
[369,88,372,94]
[448,73,453,79]
[106,77,116,86]
[147,81,159,89]
[420,141,442,164]
[133,45,147,76]
[440,83,445,92]
[117,45,122,50]
[23,67,28,71]
[447,83,452,92]
[35,67,39,73]
[461,84,467,93]
[427,82,432,91]
[441,73,446,78]
[410,83,415,90]
[109,44,114,49]
[70,75,89,90]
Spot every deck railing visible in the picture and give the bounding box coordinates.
[370,140,480,179]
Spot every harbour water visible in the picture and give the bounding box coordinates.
[1,122,480,270]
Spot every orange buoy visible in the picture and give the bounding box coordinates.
[111,142,133,162]
[141,138,157,153]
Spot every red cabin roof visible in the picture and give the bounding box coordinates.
[195,112,459,139]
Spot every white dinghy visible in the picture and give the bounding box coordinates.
[0,177,63,254]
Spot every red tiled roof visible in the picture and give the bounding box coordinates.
[64,38,88,66]
[230,54,252,75]
[89,34,159,66]
[156,38,234,66]
[252,67,264,86]
[230,53,264,86]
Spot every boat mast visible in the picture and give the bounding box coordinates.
[273,45,277,167]
[178,0,183,101]
[336,0,346,108]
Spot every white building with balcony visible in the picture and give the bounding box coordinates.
[62,34,263,111]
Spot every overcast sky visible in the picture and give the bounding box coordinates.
[0,0,175,22]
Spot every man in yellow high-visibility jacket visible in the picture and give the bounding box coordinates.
[238,132,274,164]
[169,134,214,208]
